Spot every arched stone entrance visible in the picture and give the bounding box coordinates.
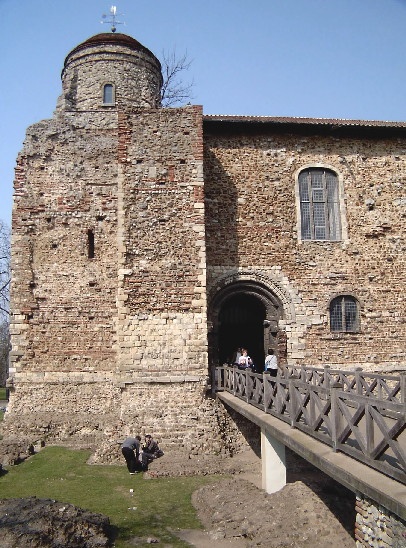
[219,293,265,367]
[208,279,285,372]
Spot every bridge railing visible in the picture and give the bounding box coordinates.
[215,365,406,484]
[282,365,403,403]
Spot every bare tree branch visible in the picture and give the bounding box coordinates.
[160,49,194,107]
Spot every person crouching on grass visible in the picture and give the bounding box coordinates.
[141,435,164,471]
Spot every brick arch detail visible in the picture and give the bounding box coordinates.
[208,269,297,323]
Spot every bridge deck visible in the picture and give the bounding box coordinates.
[218,390,406,520]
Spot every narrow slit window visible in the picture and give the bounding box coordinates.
[87,230,95,259]
[103,83,114,105]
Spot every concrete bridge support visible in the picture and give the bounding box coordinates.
[261,427,286,494]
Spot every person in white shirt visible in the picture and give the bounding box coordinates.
[264,348,278,378]
[238,348,253,370]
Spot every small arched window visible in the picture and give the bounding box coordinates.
[299,168,341,240]
[103,83,115,105]
[330,295,360,332]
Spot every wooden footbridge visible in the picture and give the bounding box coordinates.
[214,365,406,520]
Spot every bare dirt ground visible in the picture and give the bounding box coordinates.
[0,497,113,548]
[149,447,356,547]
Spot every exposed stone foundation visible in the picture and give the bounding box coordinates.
[355,494,406,548]
[1,385,256,465]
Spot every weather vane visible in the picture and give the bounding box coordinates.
[101,5,125,33]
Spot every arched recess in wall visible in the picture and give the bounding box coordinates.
[208,272,294,372]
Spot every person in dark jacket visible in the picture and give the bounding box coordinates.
[141,435,163,470]
[121,435,141,474]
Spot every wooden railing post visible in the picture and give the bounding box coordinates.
[212,366,217,394]
[280,363,289,380]
[323,365,330,389]
[276,373,284,416]
[355,367,363,395]
[289,377,297,428]
[263,371,269,413]
[400,372,406,408]
[330,382,344,452]
[246,370,251,403]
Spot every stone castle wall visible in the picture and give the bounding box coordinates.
[5,102,212,450]
[3,32,405,545]
[115,106,207,377]
[5,33,405,461]
[7,110,406,449]
[204,130,406,370]
[10,112,120,380]
[2,375,256,466]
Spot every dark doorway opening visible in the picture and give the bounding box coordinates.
[219,293,266,370]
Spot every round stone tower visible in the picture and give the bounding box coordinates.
[57,33,163,112]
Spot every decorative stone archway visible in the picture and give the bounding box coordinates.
[208,271,293,371]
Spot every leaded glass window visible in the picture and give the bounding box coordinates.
[299,168,341,240]
[330,296,359,332]
[103,83,114,104]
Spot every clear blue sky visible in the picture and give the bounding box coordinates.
[1,0,406,226]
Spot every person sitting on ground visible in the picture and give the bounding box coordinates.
[141,434,164,471]
[121,435,142,474]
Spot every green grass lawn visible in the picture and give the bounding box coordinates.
[0,446,219,547]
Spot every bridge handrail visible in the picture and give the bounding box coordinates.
[280,364,403,403]
[214,365,406,484]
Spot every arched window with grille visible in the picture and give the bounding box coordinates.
[330,295,360,332]
[102,83,115,105]
[298,168,342,240]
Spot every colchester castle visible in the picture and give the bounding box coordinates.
[3,32,405,455]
